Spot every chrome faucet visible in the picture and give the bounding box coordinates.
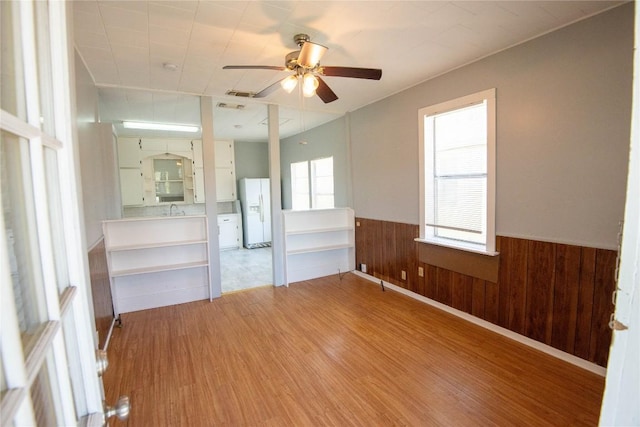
[170,203,177,216]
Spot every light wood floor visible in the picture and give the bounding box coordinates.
[103,273,605,426]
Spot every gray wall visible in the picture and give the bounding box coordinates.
[234,140,269,181]
[75,52,120,247]
[350,4,633,250]
[280,116,349,210]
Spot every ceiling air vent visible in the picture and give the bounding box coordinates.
[225,90,255,98]
[217,102,245,110]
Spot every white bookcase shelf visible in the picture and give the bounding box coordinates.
[103,215,211,317]
[283,208,355,285]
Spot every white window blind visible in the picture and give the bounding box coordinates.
[427,102,487,244]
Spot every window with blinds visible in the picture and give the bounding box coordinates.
[419,89,496,254]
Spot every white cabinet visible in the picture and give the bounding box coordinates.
[117,138,144,206]
[103,215,211,317]
[283,208,355,285]
[218,214,241,250]
[192,139,203,167]
[215,140,236,201]
[117,137,141,168]
[119,168,144,206]
[216,168,236,201]
[191,140,205,203]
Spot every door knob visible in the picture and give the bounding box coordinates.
[104,395,130,424]
[96,349,108,376]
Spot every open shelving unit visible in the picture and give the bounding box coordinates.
[283,208,355,285]
[103,215,211,318]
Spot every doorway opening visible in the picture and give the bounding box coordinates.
[218,140,273,293]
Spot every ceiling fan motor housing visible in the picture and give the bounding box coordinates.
[285,51,301,70]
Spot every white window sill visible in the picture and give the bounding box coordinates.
[415,237,499,257]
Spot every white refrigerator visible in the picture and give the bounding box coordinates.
[238,178,271,248]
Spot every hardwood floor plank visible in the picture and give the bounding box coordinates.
[104,274,604,426]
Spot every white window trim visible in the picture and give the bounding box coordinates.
[418,88,497,256]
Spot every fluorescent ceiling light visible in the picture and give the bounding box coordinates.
[122,121,199,133]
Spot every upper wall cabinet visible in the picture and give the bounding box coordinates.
[215,140,236,201]
[117,137,142,168]
[117,138,201,206]
[191,140,205,203]
[117,138,144,206]
[140,139,193,159]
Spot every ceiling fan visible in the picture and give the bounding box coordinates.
[223,34,382,104]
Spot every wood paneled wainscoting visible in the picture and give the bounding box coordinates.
[88,238,114,349]
[354,218,616,367]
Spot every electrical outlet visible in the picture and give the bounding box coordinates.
[401,270,407,280]
[361,263,367,273]
[418,266,424,277]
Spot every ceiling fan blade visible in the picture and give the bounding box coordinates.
[223,65,286,71]
[315,76,338,104]
[254,79,285,98]
[321,66,382,80]
[297,41,328,68]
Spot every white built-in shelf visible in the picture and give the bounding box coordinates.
[285,226,354,236]
[283,208,355,285]
[103,215,211,317]
[111,260,209,277]
[286,243,353,255]
[108,239,207,252]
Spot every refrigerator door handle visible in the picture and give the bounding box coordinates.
[259,194,264,223]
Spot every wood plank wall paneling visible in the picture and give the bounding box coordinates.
[88,239,114,349]
[354,218,616,367]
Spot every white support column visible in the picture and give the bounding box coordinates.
[200,96,221,299]
[268,104,285,286]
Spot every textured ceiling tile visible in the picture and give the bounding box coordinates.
[99,4,148,32]
[74,9,106,34]
[149,26,191,48]
[148,2,196,32]
[195,2,244,29]
[105,26,149,49]
[239,1,292,30]
[99,1,148,13]
[149,43,185,63]
[75,30,110,50]
[149,1,198,13]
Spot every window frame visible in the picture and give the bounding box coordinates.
[417,88,497,255]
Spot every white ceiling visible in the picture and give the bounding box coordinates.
[74,0,624,141]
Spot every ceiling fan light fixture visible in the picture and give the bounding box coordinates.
[281,75,298,93]
[302,73,319,97]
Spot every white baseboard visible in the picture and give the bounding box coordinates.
[353,270,607,377]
